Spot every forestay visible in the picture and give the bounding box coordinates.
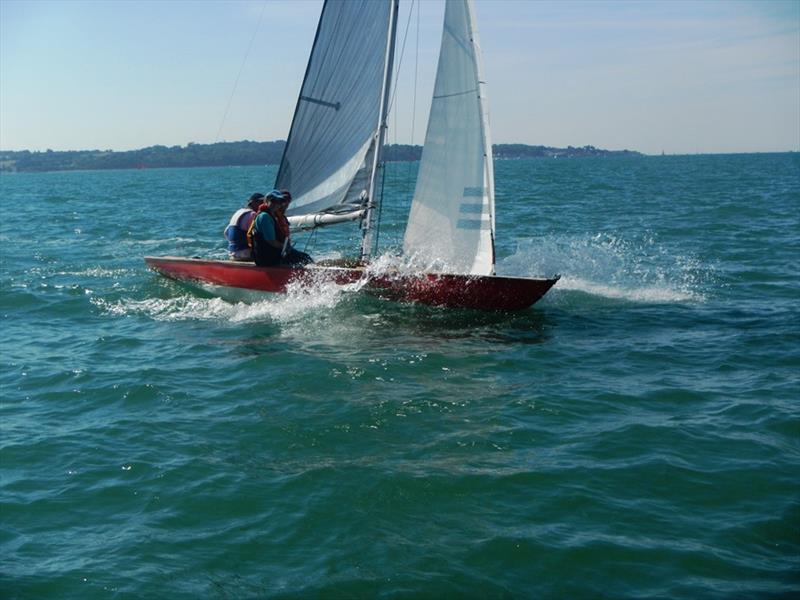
[275,0,393,221]
[403,0,495,276]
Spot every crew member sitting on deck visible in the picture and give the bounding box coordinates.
[224,193,263,261]
[248,190,313,267]
[276,190,313,266]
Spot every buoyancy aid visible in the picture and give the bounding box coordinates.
[276,214,290,241]
[224,208,255,254]
[249,211,287,267]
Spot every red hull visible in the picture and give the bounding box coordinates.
[144,256,558,311]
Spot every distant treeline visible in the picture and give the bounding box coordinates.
[0,140,641,173]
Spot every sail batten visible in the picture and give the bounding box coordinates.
[402,0,495,276]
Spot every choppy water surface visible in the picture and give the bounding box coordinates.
[1,155,798,598]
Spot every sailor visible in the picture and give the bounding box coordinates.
[276,190,313,266]
[249,190,312,267]
[224,192,263,261]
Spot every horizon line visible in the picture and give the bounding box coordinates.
[2,140,798,156]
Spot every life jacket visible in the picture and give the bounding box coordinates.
[224,208,255,254]
[276,214,291,241]
[249,210,287,267]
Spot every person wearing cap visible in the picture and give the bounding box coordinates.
[275,189,313,266]
[250,190,312,267]
[224,192,263,261]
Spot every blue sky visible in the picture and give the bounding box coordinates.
[1,0,798,154]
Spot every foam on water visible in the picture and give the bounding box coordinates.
[365,250,420,276]
[341,236,709,305]
[121,237,199,248]
[61,267,133,278]
[554,276,697,303]
[499,233,711,303]
[92,274,362,324]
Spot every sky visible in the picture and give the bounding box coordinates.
[1,0,798,155]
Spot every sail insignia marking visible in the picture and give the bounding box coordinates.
[458,187,489,229]
[456,219,491,230]
[463,186,485,197]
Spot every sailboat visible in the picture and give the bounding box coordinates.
[145,0,559,311]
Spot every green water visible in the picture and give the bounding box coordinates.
[1,154,798,598]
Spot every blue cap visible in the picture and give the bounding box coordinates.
[266,189,284,202]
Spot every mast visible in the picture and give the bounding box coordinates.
[360,0,399,262]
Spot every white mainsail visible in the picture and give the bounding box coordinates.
[276,0,396,225]
[402,0,495,276]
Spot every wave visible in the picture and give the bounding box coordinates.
[97,232,711,318]
[499,233,712,303]
[92,276,362,324]
[555,276,697,303]
[59,267,133,278]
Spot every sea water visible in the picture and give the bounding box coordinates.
[1,154,798,598]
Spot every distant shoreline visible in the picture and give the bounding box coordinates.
[0,140,642,173]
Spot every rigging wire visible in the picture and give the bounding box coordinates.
[389,4,400,249]
[411,1,419,150]
[406,0,420,208]
[375,155,387,254]
[375,0,416,257]
[387,0,416,115]
[302,227,317,254]
[214,1,268,143]
[382,0,419,253]
[394,0,421,250]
